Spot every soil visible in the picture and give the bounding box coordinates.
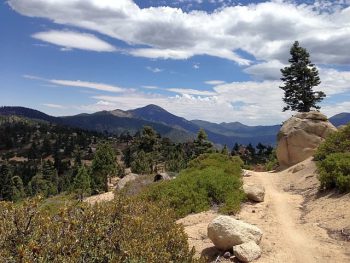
[178,157,350,262]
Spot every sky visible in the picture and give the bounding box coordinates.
[1,0,350,125]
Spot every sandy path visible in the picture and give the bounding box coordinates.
[180,165,349,262]
[238,170,349,263]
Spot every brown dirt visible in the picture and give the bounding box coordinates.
[178,158,350,262]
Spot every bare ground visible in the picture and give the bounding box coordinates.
[178,158,350,262]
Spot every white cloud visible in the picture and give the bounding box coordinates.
[42,103,66,109]
[87,66,350,125]
[244,60,286,80]
[50,79,125,93]
[205,80,226,85]
[24,74,126,93]
[32,30,116,52]
[8,0,350,64]
[167,88,217,96]
[142,85,160,90]
[146,66,164,73]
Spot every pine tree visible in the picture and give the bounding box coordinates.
[91,143,117,193]
[221,145,229,155]
[194,129,213,157]
[131,150,151,174]
[280,41,325,112]
[0,165,13,201]
[11,176,25,201]
[73,165,91,201]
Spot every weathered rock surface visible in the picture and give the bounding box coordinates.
[207,216,263,251]
[276,111,337,167]
[233,241,261,262]
[243,184,265,202]
[154,172,171,182]
[116,173,138,190]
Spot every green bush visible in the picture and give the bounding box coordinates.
[0,196,201,263]
[314,124,350,161]
[315,124,350,192]
[317,153,350,192]
[142,153,245,218]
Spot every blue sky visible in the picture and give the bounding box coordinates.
[1,0,350,125]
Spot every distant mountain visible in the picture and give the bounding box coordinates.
[0,106,60,123]
[192,120,280,138]
[129,104,198,132]
[2,105,347,148]
[62,110,194,143]
[329,113,350,127]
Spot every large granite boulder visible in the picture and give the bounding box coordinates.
[207,216,263,251]
[276,112,336,167]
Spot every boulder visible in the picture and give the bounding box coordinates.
[207,216,263,251]
[116,173,138,190]
[154,172,171,182]
[243,185,265,202]
[233,241,261,262]
[276,111,337,167]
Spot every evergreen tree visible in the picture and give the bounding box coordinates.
[11,176,25,201]
[194,129,213,157]
[42,160,58,195]
[73,165,91,201]
[221,144,229,155]
[131,150,152,174]
[0,165,13,201]
[280,41,325,112]
[28,173,50,197]
[91,143,117,193]
[231,143,240,156]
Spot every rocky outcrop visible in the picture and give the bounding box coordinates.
[154,172,171,182]
[276,111,337,167]
[207,216,263,251]
[243,184,265,202]
[116,173,138,190]
[233,241,262,262]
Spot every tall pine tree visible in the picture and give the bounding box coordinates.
[280,41,325,112]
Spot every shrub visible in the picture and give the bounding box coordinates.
[315,124,350,192]
[0,196,201,263]
[142,153,245,218]
[317,153,350,192]
[314,124,350,161]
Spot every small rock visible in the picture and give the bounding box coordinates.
[252,210,256,213]
[243,184,265,202]
[233,241,261,263]
[207,216,263,251]
[242,170,253,177]
[223,251,231,258]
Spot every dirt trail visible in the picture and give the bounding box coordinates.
[243,170,333,263]
[180,159,350,262]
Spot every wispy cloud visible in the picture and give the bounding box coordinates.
[142,85,160,90]
[193,63,200,69]
[146,66,164,73]
[32,30,116,52]
[24,75,125,93]
[205,80,226,85]
[42,103,66,109]
[50,79,124,93]
[167,88,216,96]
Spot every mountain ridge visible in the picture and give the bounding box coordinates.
[1,106,348,147]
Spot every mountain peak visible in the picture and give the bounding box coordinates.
[136,104,168,112]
